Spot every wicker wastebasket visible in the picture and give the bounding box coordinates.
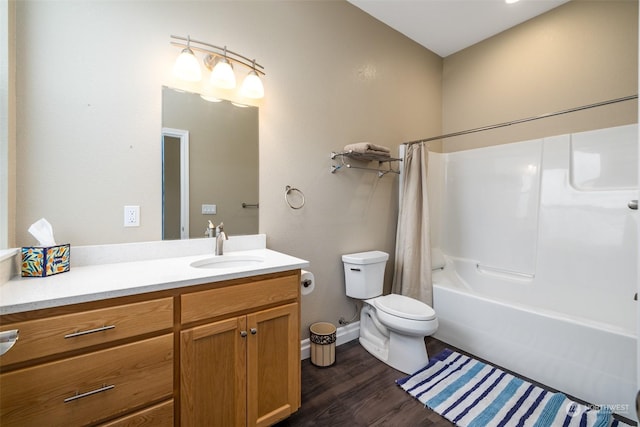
[309,322,336,367]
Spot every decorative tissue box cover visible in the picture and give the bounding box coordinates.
[21,244,70,277]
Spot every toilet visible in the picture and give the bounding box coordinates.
[342,250,438,374]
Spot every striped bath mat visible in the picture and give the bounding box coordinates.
[397,349,632,427]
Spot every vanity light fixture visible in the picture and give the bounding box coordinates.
[240,61,265,99]
[172,36,202,82]
[505,0,520,3]
[170,35,265,99]
[209,50,236,89]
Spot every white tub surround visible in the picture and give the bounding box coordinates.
[0,234,309,315]
[428,124,638,421]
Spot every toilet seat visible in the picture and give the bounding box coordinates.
[374,294,436,321]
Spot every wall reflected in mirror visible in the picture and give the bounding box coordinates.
[162,86,259,239]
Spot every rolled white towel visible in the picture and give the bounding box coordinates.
[344,142,390,154]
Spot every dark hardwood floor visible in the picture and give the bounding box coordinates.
[276,337,454,426]
[277,337,637,427]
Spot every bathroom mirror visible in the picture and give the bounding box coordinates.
[161,86,259,239]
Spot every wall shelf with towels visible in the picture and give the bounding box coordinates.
[330,150,402,177]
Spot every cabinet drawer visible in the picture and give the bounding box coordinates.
[181,273,299,324]
[0,334,173,427]
[0,297,173,366]
[99,399,174,427]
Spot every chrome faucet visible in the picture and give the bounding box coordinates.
[215,222,228,255]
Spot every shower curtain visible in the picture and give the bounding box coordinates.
[392,142,432,305]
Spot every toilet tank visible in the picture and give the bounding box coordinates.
[342,251,389,299]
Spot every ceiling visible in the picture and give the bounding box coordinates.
[347,0,570,57]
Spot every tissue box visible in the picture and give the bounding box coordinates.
[21,244,70,277]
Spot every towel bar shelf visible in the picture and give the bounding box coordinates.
[330,151,402,177]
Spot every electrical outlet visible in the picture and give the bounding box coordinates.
[124,205,140,227]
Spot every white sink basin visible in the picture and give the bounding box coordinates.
[190,255,265,269]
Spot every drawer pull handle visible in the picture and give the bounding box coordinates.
[64,384,115,403]
[240,330,248,337]
[0,329,19,356]
[250,328,257,335]
[64,325,115,339]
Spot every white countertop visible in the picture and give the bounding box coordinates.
[0,236,309,315]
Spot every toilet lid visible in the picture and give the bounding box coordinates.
[374,294,436,321]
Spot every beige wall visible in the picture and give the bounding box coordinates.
[13,1,442,337]
[441,0,638,152]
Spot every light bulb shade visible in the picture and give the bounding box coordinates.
[240,71,264,99]
[210,58,236,89]
[173,48,202,82]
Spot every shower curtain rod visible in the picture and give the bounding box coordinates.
[403,94,638,146]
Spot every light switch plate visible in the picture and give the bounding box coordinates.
[202,204,217,215]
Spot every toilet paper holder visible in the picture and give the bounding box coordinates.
[300,269,315,296]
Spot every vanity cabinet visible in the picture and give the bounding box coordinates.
[0,269,301,427]
[180,274,300,427]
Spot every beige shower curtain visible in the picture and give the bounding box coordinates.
[392,142,432,305]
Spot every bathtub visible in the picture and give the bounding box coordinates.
[432,258,637,421]
[426,124,639,421]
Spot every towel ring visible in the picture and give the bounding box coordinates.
[285,185,305,209]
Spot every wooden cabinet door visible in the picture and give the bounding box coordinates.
[180,317,247,427]
[247,303,300,427]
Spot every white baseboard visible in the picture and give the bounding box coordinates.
[300,321,360,360]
